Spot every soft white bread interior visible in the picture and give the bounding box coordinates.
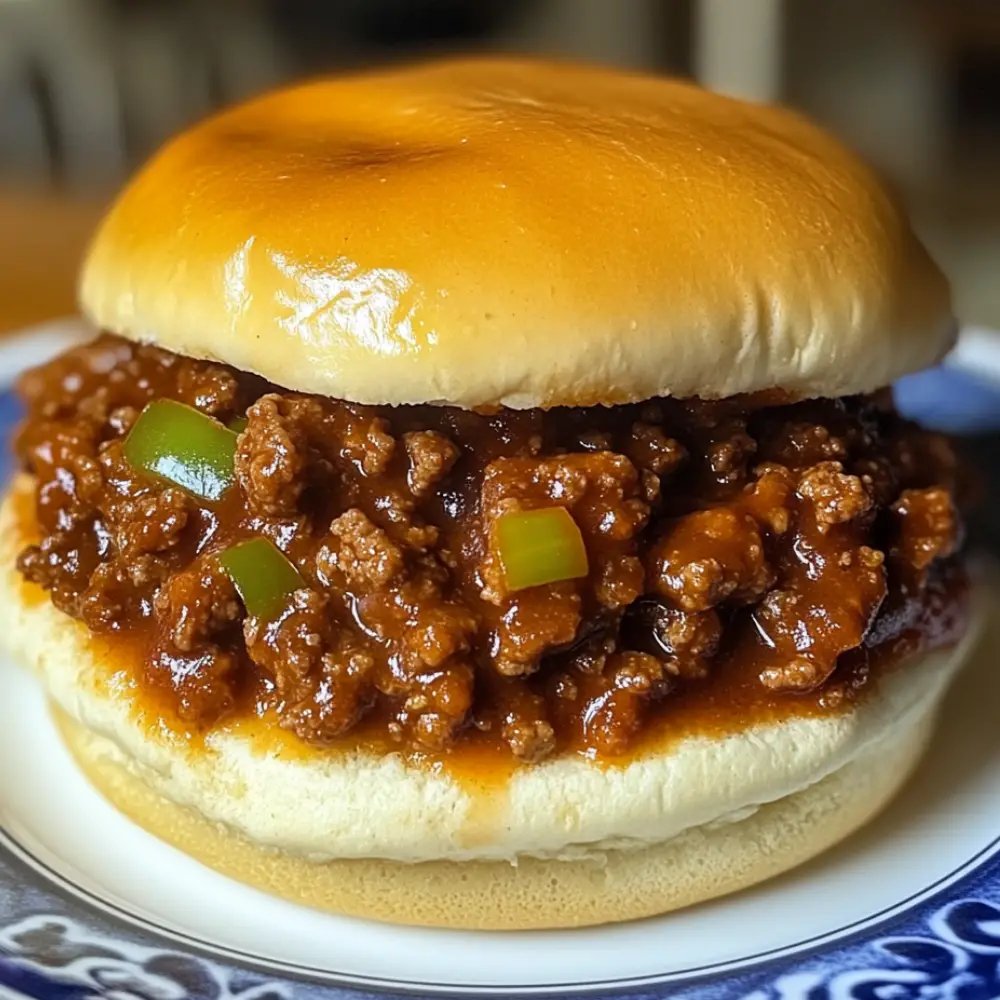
[79,58,953,409]
[57,705,931,930]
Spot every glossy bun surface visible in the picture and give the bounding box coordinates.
[81,58,953,407]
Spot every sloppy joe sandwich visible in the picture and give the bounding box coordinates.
[0,57,974,930]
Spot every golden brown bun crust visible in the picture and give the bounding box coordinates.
[58,705,930,930]
[80,57,953,408]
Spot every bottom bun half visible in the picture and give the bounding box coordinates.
[57,702,931,930]
[0,476,980,928]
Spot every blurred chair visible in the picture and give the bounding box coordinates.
[0,0,284,187]
[0,0,124,186]
[112,0,285,159]
[0,24,49,178]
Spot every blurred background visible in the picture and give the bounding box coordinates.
[0,0,998,337]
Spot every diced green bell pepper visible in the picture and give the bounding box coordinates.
[124,399,238,502]
[494,506,589,592]
[219,536,305,619]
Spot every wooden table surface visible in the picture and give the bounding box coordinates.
[0,189,106,335]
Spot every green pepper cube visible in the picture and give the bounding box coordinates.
[124,399,238,502]
[219,536,305,620]
[494,506,589,593]
[228,416,248,434]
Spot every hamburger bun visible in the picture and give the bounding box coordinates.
[79,57,954,410]
[0,476,978,928]
[3,59,970,931]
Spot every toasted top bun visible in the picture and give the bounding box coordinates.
[0,477,977,867]
[80,58,953,410]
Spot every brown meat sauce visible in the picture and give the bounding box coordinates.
[15,335,970,763]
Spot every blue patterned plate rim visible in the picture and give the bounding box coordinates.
[4,824,1000,995]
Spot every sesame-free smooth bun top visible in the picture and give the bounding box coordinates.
[81,57,953,409]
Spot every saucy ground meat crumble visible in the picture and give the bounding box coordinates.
[14,335,969,761]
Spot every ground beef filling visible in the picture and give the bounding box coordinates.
[15,336,968,761]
